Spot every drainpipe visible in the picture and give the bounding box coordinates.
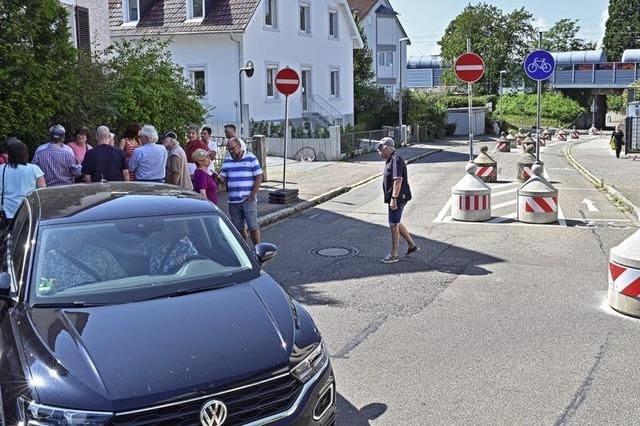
[229,32,243,130]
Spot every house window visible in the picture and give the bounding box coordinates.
[330,68,339,97]
[265,0,276,27]
[299,3,310,33]
[123,0,139,22]
[190,69,206,97]
[378,51,393,67]
[266,65,278,99]
[328,9,338,38]
[188,0,205,19]
[75,6,91,53]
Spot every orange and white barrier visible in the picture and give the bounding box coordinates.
[609,262,640,298]
[458,194,490,211]
[519,196,557,214]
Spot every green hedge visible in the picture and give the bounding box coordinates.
[436,95,498,110]
[494,93,584,126]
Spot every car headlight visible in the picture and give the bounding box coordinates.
[290,342,328,383]
[18,396,113,425]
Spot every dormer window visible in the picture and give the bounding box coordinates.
[188,0,205,19]
[123,0,139,22]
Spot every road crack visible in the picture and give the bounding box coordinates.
[554,334,611,426]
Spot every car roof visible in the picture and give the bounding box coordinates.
[26,183,217,225]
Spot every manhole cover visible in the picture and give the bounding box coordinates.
[310,246,360,258]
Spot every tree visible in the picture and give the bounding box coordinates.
[543,19,596,52]
[603,0,640,61]
[0,0,77,149]
[103,38,208,139]
[438,3,535,94]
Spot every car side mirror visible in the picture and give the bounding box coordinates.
[0,272,11,298]
[255,243,277,264]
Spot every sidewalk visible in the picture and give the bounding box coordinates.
[216,138,482,226]
[567,133,640,220]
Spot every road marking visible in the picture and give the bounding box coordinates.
[548,167,575,171]
[558,204,567,227]
[433,198,452,223]
[492,187,518,197]
[492,199,517,210]
[581,199,599,212]
[555,187,597,191]
[490,181,520,190]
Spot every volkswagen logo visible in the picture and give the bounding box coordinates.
[199,399,228,426]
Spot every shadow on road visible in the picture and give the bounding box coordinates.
[263,208,503,308]
[336,393,387,425]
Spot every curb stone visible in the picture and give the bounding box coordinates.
[258,148,444,228]
[564,143,640,226]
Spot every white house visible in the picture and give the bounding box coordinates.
[108,0,364,133]
[59,0,111,53]
[347,0,409,96]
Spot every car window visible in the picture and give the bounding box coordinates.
[30,214,257,306]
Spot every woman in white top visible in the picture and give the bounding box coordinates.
[0,138,46,220]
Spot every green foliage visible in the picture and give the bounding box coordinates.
[438,3,535,94]
[406,91,448,140]
[0,0,78,150]
[444,123,457,136]
[249,120,329,139]
[607,93,626,113]
[436,95,498,110]
[542,19,596,52]
[104,38,208,139]
[494,93,585,127]
[603,0,640,61]
[355,85,399,130]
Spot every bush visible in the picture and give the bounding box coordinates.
[607,94,625,113]
[437,95,498,110]
[494,93,584,127]
[406,91,448,140]
[444,123,457,136]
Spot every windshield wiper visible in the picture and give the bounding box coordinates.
[31,301,112,308]
[138,282,235,302]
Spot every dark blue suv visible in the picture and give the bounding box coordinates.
[0,183,335,426]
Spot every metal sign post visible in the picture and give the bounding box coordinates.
[523,33,555,166]
[454,39,485,162]
[283,95,289,191]
[269,67,301,205]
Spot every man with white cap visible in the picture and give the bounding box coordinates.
[377,137,419,263]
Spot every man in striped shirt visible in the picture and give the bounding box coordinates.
[33,125,82,186]
[219,137,263,244]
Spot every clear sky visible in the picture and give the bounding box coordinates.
[392,0,610,58]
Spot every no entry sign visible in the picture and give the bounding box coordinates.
[455,53,485,83]
[276,68,300,96]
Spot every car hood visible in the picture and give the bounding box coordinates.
[18,275,318,412]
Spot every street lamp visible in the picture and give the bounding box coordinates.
[499,70,507,95]
[398,37,410,143]
[238,61,254,139]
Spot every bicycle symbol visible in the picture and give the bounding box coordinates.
[527,57,552,74]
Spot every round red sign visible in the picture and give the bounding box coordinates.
[454,53,485,83]
[275,68,300,96]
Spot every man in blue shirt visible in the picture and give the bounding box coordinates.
[128,125,167,182]
[219,137,263,244]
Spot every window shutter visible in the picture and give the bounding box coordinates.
[75,6,91,53]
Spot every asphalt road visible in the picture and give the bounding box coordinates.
[262,140,640,425]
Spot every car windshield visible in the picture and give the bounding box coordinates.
[29,214,257,306]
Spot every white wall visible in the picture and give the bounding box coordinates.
[59,0,111,52]
[361,0,407,96]
[242,0,356,124]
[167,34,241,124]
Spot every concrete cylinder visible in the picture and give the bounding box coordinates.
[570,127,580,139]
[517,169,558,224]
[542,128,551,141]
[609,231,640,318]
[515,129,526,146]
[522,134,536,152]
[496,132,510,152]
[556,129,567,141]
[473,146,498,183]
[451,163,492,222]
[506,133,517,148]
[516,147,537,182]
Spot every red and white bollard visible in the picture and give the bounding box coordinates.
[516,164,558,224]
[609,231,640,318]
[556,129,567,141]
[451,163,492,222]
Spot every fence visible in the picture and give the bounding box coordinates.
[265,136,338,161]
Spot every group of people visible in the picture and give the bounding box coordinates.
[1,123,264,244]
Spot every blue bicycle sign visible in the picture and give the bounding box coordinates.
[524,50,555,81]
